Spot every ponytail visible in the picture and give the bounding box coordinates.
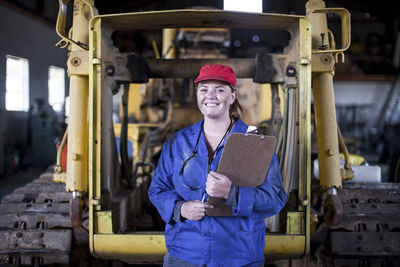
[229,98,243,120]
[229,85,243,120]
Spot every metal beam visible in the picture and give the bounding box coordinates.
[146,58,256,78]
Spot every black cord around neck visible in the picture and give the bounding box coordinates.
[206,118,233,158]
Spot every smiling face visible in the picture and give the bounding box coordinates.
[196,80,237,120]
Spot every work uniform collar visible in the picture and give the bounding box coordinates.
[188,118,248,156]
[218,118,248,148]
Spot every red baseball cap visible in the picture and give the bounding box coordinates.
[194,64,237,88]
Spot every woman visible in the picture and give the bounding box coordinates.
[148,64,287,266]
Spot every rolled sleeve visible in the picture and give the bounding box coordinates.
[172,201,185,223]
[232,186,255,216]
[223,184,238,207]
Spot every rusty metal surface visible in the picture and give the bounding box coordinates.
[0,173,75,265]
[333,214,400,232]
[13,183,66,194]
[0,203,70,214]
[0,253,70,265]
[0,213,71,229]
[117,56,288,82]
[341,202,400,215]
[342,182,400,191]
[317,182,400,265]
[322,194,343,226]
[332,257,400,267]
[0,229,71,251]
[70,197,82,228]
[331,185,400,231]
[331,232,400,256]
[146,58,256,78]
[33,172,55,183]
[1,191,72,203]
[339,188,400,203]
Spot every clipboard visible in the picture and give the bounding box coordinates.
[206,133,277,216]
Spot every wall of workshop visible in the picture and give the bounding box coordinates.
[334,80,391,120]
[0,5,68,175]
[333,80,392,152]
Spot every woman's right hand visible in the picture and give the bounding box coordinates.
[181,200,214,221]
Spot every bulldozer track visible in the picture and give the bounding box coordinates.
[321,182,400,266]
[0,170,81,266]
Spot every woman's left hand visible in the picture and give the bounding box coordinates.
[206,171,232,199]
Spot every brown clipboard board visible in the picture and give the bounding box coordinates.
[206,133,277,216]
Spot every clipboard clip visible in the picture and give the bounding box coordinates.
[245,126,261,137]
[244,131,265,140]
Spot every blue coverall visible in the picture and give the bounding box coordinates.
[148,118,287,266]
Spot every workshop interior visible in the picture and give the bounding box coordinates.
[0,0,399,266]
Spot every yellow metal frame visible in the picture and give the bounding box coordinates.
[88,10,311,262]
[92,234,306,262]
[56,0,97,50]
[64,0,97,193]
[306,0,351,189]
[307,8,351,54]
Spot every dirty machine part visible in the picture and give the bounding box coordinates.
[0,169,88,265]
[319,182,400,266]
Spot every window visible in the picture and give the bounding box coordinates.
[5,55,29,111]
[65,96,70,117]
[224,0,262,13]
[48,66,65,112]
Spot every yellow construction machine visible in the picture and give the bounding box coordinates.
[0,0,399,266]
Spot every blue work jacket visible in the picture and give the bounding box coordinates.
[148,118,287,266]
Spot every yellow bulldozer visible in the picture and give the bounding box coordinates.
[0,0,399,266]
